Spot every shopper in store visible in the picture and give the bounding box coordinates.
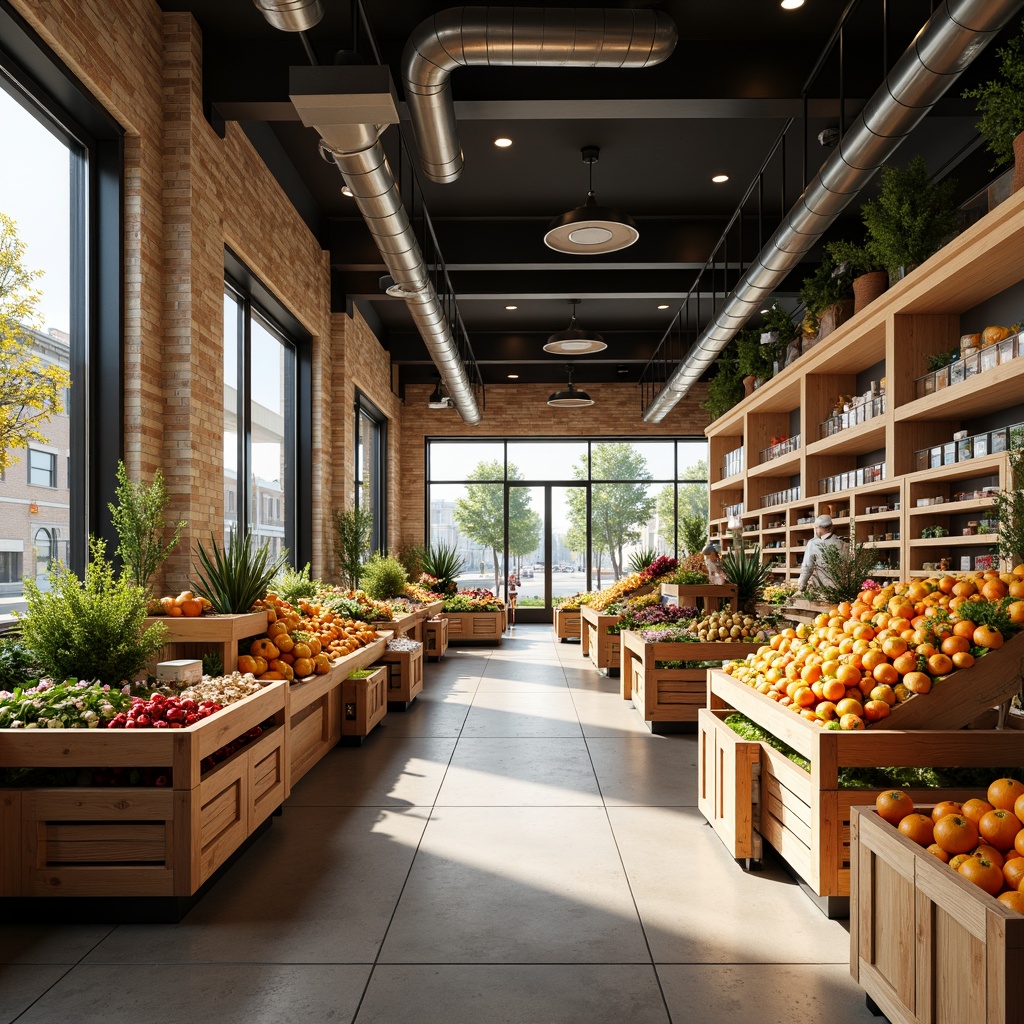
[702,542,727,585]
[797,514,846,594]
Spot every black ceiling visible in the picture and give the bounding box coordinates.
[157,0,1017,388]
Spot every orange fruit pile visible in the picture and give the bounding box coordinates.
[876,779,1024,913]
[724,570,1024,729]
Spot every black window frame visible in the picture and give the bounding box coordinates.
[27,448,57,488]
[355,389,388,555]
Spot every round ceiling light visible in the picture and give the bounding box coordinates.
[547,366,594,408]
[543,300,607,355]
[507,373,519,379]
[505,304,518,310]
[781,0,805,8]
[711,174,729,183]
[658,303,670,310]
[494,137,513,148]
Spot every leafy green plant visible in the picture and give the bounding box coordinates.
[332,506,374,589]
[703,352,744,421]
[861,156,957,280]
[190,530,289,614]
[798,255,853,318]
[628,548,656,572]
[271,562,322,605]
[735,328,774,381]
[395,543,426,581]
[824,239,884,278]
[679,513,708,557]
[17,537,168,685]
[803,540,881,605]
[0,634,40,690]
[759,302,798,346]
[720,544,772,613]
[359,553,409,601]
[421,540,465,595]
[962,23,1024,170]
[108,461,186,594]
[994,444,1024,568]
[926,349,959,372]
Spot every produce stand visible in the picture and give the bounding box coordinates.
[0,680,288,904]
[851,805,1024,1024]
[700,661,1024,907]
[425,616,448,660]
[659,583,739,612]
[340,666,388,744]
[371,613,418,641]
[378,643,425,708]
[552,607,581,642]
[287,634,386,786]
[143,610,269,675]
[441,610,505,644]
[580,605,623,672]
[621,631,762,731]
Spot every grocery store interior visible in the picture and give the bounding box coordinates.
[4,0,1024,1022]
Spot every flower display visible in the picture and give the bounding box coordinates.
[0,679,133,729]
[442,589,505,613]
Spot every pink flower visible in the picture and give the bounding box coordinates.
[861,579,880,591]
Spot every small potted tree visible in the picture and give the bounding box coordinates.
[735,328,772,394]
[758,303,798,372]
[825,239,888,314]
[962,20,1024,193]
[799,255,854,342]
[703,349,744,422]
[861,156,957,284]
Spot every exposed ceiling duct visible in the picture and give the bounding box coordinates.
[402,6,679,184]
[642,0,1024,424]
[289,66,482,424]
[251,0,323,33]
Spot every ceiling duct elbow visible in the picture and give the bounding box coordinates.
[402,6,678,183]
[252,0,324,33]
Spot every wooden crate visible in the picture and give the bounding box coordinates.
[425,616,448,660]
[553,607,581,642]
[0,681,288,898]
[441,610,505,644]
[371,613,418,639]
[580,605,622,670]
[341,666,388,742]
[659,583,739,612]
[621,631,763,726]
[851,806,1024,1024]
[703,672,1024,897]
[143,611,269,675]
[378,644,425,707]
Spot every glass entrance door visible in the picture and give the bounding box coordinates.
[505,483,587,623]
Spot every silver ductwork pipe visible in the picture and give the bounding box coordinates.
[643,0,1023,423]
[403,7,678,183]
[252,0,324,33]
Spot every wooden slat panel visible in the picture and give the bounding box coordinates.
[25,864,176,898]
[0,791,21,896]
[934,905,986,1024]
[199,779,243,851]
[870,851,917,1012]
[26,788,175,821]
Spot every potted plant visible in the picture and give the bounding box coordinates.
[758,303,798,372]
[799,255,854,341]
[861,156,957,284]
[825,239,888,314]
[735,327,772,392]
[962,20,1024,192]
[703,350,744,422]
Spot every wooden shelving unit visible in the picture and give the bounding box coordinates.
[706,185,1024,580]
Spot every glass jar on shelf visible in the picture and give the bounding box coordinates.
[997,334,1018,365]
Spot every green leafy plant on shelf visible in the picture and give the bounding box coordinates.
[271,561,322,605]
[394,543,426,581]
[798,255,853,326]
[359,553,409,601]
[191,529,289,614]
[627,548,656,572]
[962,20,1024,171]
[108,461,186,595]
[824,239,885,278]
[421,541,465,595]
[17,537,168,686]
[720,544,771,613]
[926,349,959,372]
[803,540,881,605]
[703,350,744,422]
[679,513,709,558]
[735,327,774,382]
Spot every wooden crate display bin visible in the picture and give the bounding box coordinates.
[580,605,623,671]
[621,631,762,727]
[659,583,739,612]
[0,681,288,899]
[341,666,388,742]
[703,671,1024,898]
[425,617,448,660]
[287,636,386,786]
[553,606,581,642]
[143,611,269,675]
[378,643,425,707]
[851,806,1024,1024]
[441,610,505,644]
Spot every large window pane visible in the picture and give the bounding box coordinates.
[250,314,288,558]
[587,481,660,585]
[356,393,387,555]
[429,441,504,481]
[223,290,240,543]
[591,440,672,480]
[506,441,588,480]
[429,482,500,591]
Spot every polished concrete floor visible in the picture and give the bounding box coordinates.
[1,626,877,1023]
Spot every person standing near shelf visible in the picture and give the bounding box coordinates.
[702,542,728,585]
[797,514,846,594]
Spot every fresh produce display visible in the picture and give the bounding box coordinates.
[723,570,1024,729]
[585,556,679,611]
[403,580,444,604]
[386,637,422,652]
[442,589,505,613]
[106,692,222,729]
[146,590,213,617]
[174,671,264,706]
[554,592,595,612]
[632,610,775,644]
[875,780,1024,913]
[318,588,394,622]
[612,601,699,633]
[0,679,134,729]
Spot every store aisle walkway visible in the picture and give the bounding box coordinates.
[0,626,876,1023]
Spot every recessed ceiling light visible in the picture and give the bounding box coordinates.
[781,0,804,9]
[341,185,353,197]
[505,304,518,310]
[507,373,519,379]
[657,303,670,310]
[494,137,513,148]
[711,174,729,183]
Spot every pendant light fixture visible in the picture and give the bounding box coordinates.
[547,365,594,408]
[544,146,639,255]
[543,299,607,355]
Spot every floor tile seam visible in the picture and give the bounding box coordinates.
[9,962,78,1023]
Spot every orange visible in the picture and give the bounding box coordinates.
[236,654,258,675]
[940,634,970,656]
[925,843,950,864]
[869,683,896,706]
[926,652,953,676]
[891,652,918,676]
[863,699,891,722]
[179,599,203,617]
[930,800,963,824]
[839,713,865,730]
[898,812,935,847]
[997,891,1024,914]
[979,809,1023,852]
[981,579,1008,601]
[963,798,995,828]
[949,853,973,872]
[821,679,846,702]
[861,649,887,672]
[872,662,899,686]
[881,636,908,659]
[292,657,315,678]
[836,697,864,718]
[836,663,861,687]
[972,844,1006,869]
[959,856,1004,896]
[952,619,977,639]
[932,813,979,855]
[1004,857,1024,892]
[989,778,1024,812]
[1016,792,1024,825]
[1008,600,1024,624]
[903,671,932,694]
[951,651,976,670]
[973,624,1004,649]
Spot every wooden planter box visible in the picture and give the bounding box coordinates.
[553,607,581,642]
[371,613,418,639]
[702,672,1024,899]
[0,681,288,899]
[580,605,622,671]
[851,806,1024,1024]
[143,611,269,675]
[287,635,386,785]
[659,583,739,612]
[341,666,388,743]
[378,643,425,708]
[441,610,505,644]
[621,630,762,729]
[425,617,448,660]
